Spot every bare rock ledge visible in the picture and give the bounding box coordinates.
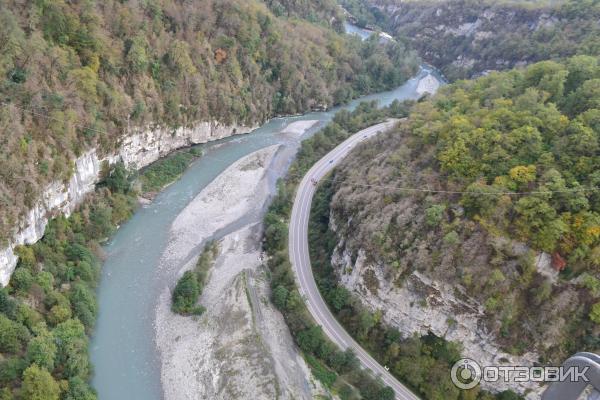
[0,121,257,286]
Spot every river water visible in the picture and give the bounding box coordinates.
[344,21,375,40]
[90,35,444,400]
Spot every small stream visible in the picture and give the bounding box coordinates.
[90,25,445,400]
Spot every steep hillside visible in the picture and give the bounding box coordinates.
[0,165,137,400]
[0,0,419,246]
[265,0,344,25]
[325,56,600,393]
[358,0,600,80]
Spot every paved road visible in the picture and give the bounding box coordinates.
[288,120,420,400]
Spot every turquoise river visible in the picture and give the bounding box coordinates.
[90,52,445,399]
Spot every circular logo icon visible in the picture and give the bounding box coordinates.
[451,358,482,390]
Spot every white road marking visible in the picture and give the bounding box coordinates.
[288,119,419,400]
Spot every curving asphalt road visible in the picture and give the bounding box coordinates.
[288,119,420,400]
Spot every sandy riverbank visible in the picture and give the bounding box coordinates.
[281,120,319,137]
[155,145,327,399]
[157,145,278,272]
[416,73,441,95]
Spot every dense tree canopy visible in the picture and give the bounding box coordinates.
[171,242,218,316]
[330,56,600,362]
[0,0,419,245]
[21,365,60,400]
[0,164,136,399]
[409,56,600,265]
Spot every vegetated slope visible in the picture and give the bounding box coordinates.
[264,0,345,23]
[329,56,600,363]
[339,0,390,28]
[0,0,419,245]
[309,180,521,400]
[357,0,600,81]
[0,165,136,400]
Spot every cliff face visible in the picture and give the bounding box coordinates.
[0,121,254,286]
[329,226,545,398]
[324,55,600,392]
[367,0,599,80]
[382,1,552,80]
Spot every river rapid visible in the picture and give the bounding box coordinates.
[90,30,444,400]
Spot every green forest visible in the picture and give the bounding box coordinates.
[138,146,202,194]
[0,164,136,400]
[0,0,418,246]
[264,101,520,399]
[0,140,219,399]
[329,56,600,365]
[2,0,600,398]
[171,242,218,316]
[0,0,420,397]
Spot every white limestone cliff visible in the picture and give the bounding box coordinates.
[0,121,255,286]
[330,241,546,399]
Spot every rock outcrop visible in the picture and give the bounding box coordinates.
[330,243,545,398]
[366,0,567,80]
[0,121,255,286]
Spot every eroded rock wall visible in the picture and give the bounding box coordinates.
[0,121,255,286]
[368,0,560,80]
[330,214,545,398]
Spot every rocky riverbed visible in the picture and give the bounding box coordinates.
[155,145,327,399]
[416,73,441,95]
